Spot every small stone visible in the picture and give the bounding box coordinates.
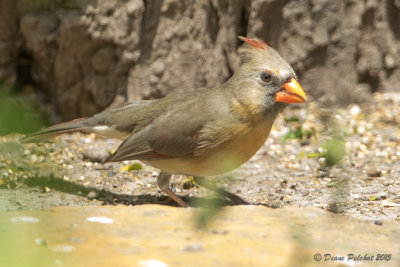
[357,126,366,134]
[300,140,310,146]
[208,229,228,235]
[182,179,195,189]
[139,260,168,267]
[327,202,344,213]
[349,105,361,117]
[366,167,381,177]
[87,191,97,199]
[384,55,395,69]
[82,146,110,163]
[181,243,204,252]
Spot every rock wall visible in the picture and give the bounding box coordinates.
[0,0,399,120]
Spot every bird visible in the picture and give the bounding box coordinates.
[22,36,307,207]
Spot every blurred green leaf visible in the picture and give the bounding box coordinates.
[305,138,345,166]
[326,183,337,188]
[120,162,143,172]
[282,127,302,140]
[306,152,324,158]
[284,116,300,122]
[0,86,49,135]
[322,137,345,166]
[281,126,315,141]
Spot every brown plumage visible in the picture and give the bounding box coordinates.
[22,37,307,207]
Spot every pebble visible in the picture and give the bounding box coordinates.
[87,191,97,199]
[82,146,110,162]
[208,229,228,235]
[349,105,361,116]
[139,259,168,267]
[366,167,381,177]
[181,243,204,252]
[86,216,114,224]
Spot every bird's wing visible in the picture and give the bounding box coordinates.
[106,123,200,162]
[105,88,230,162]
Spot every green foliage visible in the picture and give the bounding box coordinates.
[284,116,300,122]
[121,162,143,172]
[299,137,345,166]
[322,137,345,166]
[305,152,324,158]
[281,126,315,141]
[0,86,49,135]
[282,115,315,141]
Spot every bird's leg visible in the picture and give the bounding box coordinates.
[193,176,249,205]
[157,172,189,207]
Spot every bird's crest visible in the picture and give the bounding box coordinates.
[238,36,269,50]
[237,36,281,66]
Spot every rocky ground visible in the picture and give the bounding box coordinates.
[1,93,399,221]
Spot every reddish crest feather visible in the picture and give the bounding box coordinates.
[238,36,268,50]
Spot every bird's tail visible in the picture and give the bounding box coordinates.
[20,117,90,143]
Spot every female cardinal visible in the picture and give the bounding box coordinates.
[23,37,307,207]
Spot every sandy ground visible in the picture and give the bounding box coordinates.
[1,205,399,267]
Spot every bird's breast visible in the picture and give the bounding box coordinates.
[147,119,273,176]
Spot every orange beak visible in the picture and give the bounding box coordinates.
[275,78,307,104]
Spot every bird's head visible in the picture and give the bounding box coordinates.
[228,36,307,118]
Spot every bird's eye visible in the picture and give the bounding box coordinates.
[260,72,272,83]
